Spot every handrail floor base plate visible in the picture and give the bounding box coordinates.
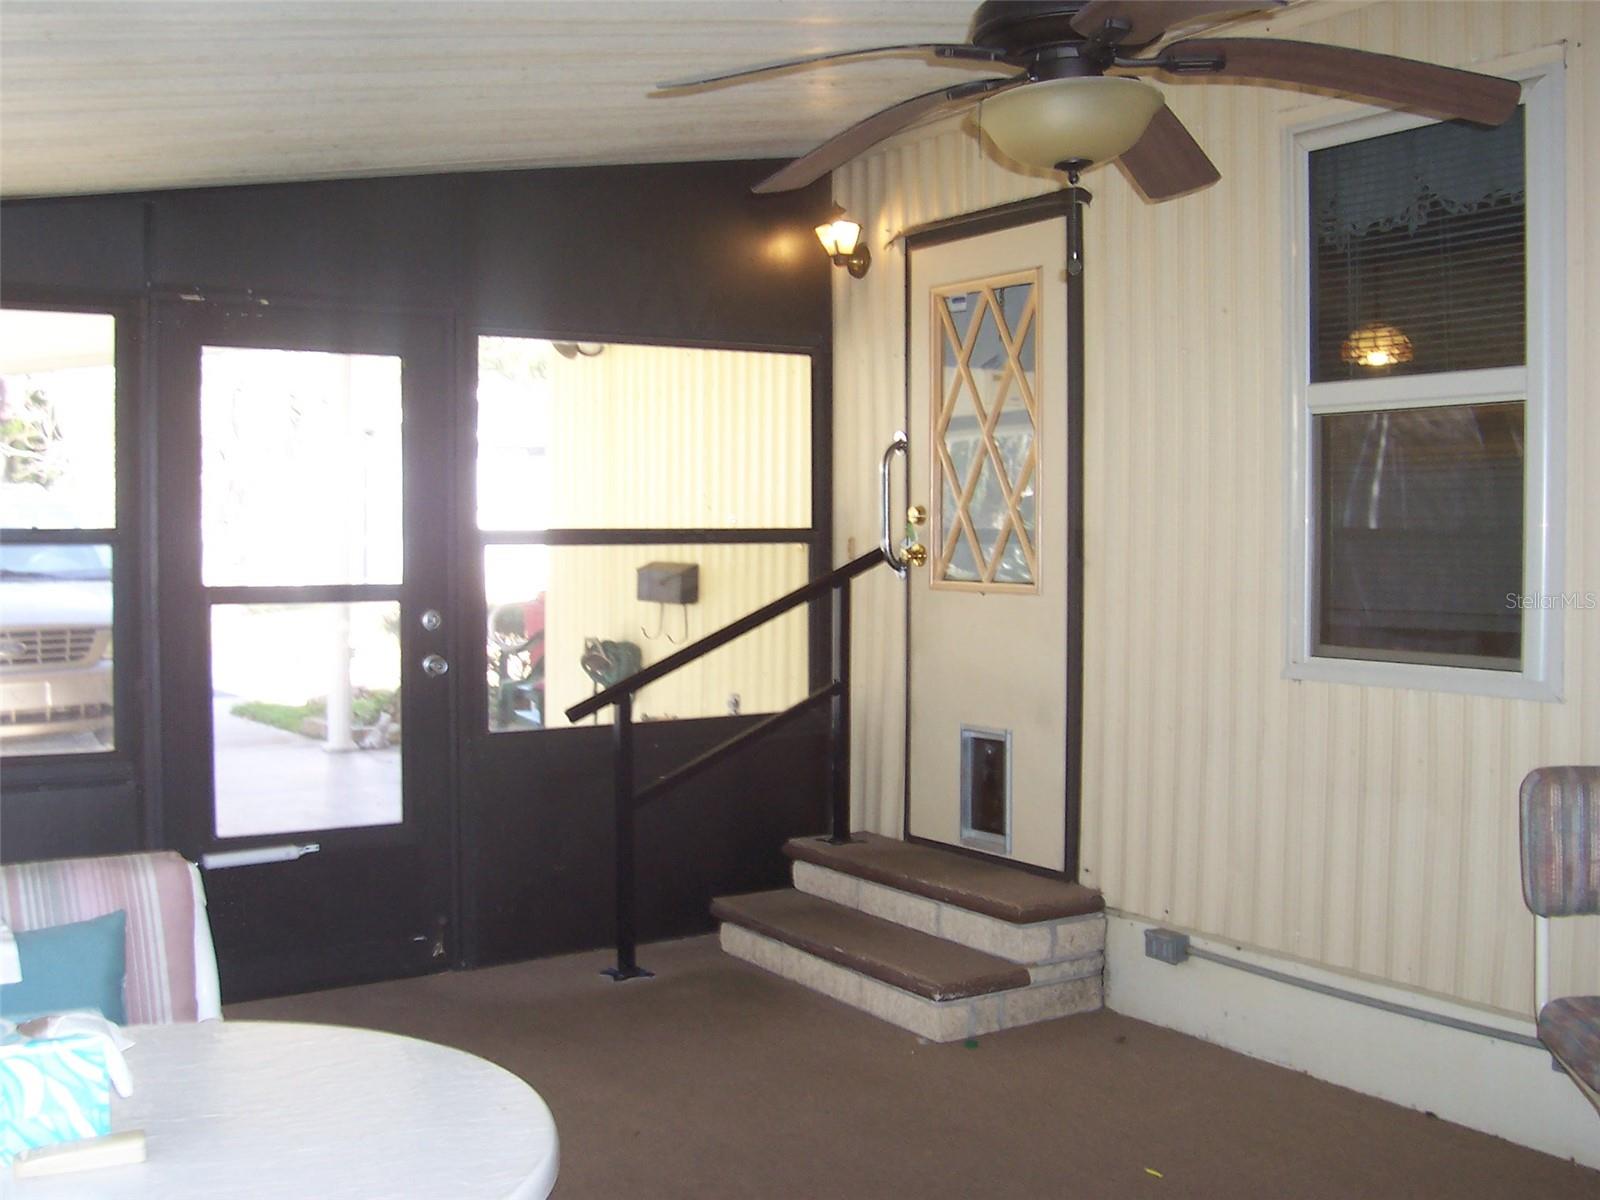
[601,965,655,982]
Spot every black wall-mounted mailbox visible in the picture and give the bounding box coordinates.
[637,562,700,605]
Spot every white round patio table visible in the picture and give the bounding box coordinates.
[8,1020,559,1199]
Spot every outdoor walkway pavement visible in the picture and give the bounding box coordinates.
[212,696,400,837]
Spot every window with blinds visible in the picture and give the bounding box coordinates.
[1291,92,1552,684]
[1309,110,1525,382]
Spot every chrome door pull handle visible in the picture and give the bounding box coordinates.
[421,654,449,677]
[880,431,909,578]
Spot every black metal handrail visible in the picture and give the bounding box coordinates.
[564,547,887,979]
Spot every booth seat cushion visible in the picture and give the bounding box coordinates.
[0,853,203,1024]
[1539,995,1600,1094]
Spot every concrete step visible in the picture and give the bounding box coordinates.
[785,833,1105,967]
[712,889,1029,1000]
[714,888,1101,1043]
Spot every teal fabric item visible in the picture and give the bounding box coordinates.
[0,910,127,1024]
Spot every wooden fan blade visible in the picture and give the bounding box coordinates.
[1117,107,1221,201]
[1160,38,1520,125]
[1071,1,1284,49]
[654,44,1007,93]
[752,75,1027,194]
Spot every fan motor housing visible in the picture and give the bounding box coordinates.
[969,1,1092,55]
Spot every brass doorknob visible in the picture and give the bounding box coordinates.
[903,542,929,568]
[907,504,928,527]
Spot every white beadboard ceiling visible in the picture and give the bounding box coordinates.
[0,0,998,198]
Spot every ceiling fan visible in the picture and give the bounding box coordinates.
[652,0,1521,201]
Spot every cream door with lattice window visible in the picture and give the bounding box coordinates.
[907,219,1069,872]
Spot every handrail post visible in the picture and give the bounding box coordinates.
[828,582,854,844]
[603,693,652,981]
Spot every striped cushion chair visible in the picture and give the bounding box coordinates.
[1519,766,1600,1113]
[0,851,222,1024]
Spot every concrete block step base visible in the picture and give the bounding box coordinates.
[792,859,1106,969]
[720,920,1102,1043]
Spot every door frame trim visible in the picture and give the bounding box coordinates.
[900,193,1085,882]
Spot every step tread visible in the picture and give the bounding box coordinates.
[785,832,1104,924]
[711,889,1031,1002]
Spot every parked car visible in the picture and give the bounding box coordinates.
[0,540,113,746]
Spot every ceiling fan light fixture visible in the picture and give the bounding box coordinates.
[980,77,1165,171]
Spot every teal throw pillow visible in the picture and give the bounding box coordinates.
[0,910,127,1025]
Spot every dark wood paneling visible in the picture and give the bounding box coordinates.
[0,197,148,293]
[465,719,829,967]
[0,159,835,989]
[205,843,447,1003]
[466,161,829,344]
[148,175,467,308]
[0,782,142,863]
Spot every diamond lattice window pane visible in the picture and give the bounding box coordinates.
[998,282,1035,407]
[944,291,978,345]
[941,473,960,535]
[931,272,1041,589]
[996,282,1032,331]
[947,527,981,582]
[992,527,1033,585]
[942,312,965,423]
[1016,312,1037,411]
[971,453,1007,562]
[995,388,1034,493]
[946,410,978,482]
[971,302,1007,414]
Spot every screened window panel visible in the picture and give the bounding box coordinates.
[1314,401,1524,669]
[1310,111,1525,382]
[200,347,403,588]
[0,310,117,530]
[0,542,115,756]
[483,542,810,731]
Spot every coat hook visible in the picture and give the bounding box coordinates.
[641,602,666,641]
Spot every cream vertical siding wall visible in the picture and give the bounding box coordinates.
[834,0,1598,1015]
[544,344,811,529]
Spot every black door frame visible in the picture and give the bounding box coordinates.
[154,293,462,999]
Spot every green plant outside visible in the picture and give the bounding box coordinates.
[230,687,399,736]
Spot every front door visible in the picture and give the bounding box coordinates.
[906,216,1074,873]
[157,300,456,1000]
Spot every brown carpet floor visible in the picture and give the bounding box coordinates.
[231,934,1598,1199]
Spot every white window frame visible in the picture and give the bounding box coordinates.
[1284,60,1566,701]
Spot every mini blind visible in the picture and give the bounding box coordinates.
[1309,110,1525,383]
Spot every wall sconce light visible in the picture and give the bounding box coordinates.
[1340,322,1414,370]
[816,214,871,279]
